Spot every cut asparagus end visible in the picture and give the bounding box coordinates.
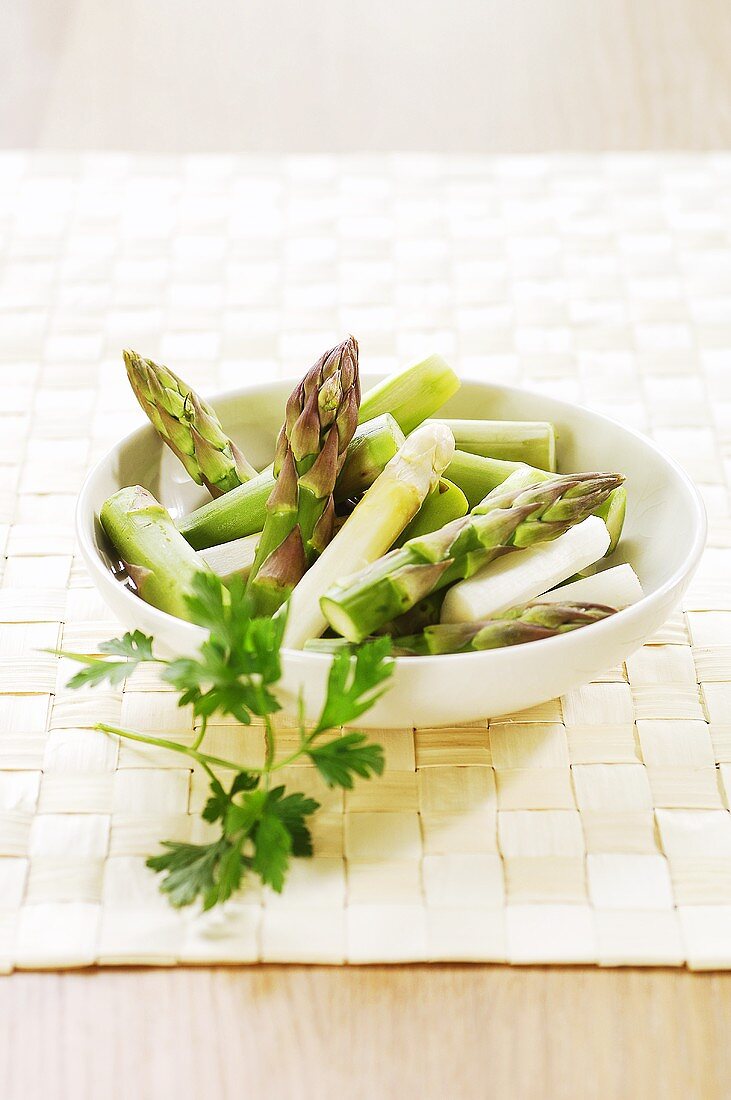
[334,413,405,499]
[396,478,468,546]
[101,485,212,622]
[359,355,460,433]
[197,532,260,583]
[539,563,643,608]
[284,422,455,649]
[304,637,358,655]
[440,515,610,624]
[594,486,627,555]
[432,419,556,471]
[319,598,361,642]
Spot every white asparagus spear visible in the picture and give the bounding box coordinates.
[196,533,260,583]
[538,563,643,609]
[283,423,455,649]
[440,515,610,624]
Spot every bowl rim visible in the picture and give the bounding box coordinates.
[76,375,707,665]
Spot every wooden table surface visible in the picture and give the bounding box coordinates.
[4,0,731,152]
[1,965,729,1099]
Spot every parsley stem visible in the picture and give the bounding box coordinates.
[96,723,246,773]
[48,649,165,667]
[95,721,315,776]
[191,716,208,752]
[95,721,319,777]
[263,713,275,785]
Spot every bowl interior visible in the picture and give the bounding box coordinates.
[86,376,703,602]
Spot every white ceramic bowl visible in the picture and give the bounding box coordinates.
[77,377,706,728]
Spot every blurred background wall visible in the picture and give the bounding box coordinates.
[3,0,731,152]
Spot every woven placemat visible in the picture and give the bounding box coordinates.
[0,150,729,970]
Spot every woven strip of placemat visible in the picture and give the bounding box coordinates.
[0,151,729,969]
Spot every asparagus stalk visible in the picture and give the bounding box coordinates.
[304,636,358,654]
[197,533,260,583]
[283,423,455,649]
[396,478,468,546]
[359,355,460,433]
[594,485,627,555]
[539,563,643,608]
[178,468,272,550]
[334,413,405,499]
[100,486,212,622]
[177,413,403,550]
[247,337,361,617]
[440,515,610,624]
[446,450,626,552]
[320,469,623,643]
[445,450,532,508]
[395,601,617,655]
[123,350,258,496]
[433,419,556,470]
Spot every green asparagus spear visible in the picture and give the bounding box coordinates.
[247,337,360,617]
[123,350,258,496]
[334,414,405,499]
[594,485,627,555]
[177,413,403,550]
[359,354,460,432]
[283,423,455,649]
[320,469,623,643]
[178,351,457,547]
[101,486,213,622]
[393,601,617,655]
[445,450,531,507]
[396,478,468,546]
[433,419,556,470]
[446,450,626,552]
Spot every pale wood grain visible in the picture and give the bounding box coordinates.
[0,967,729,1100]
[3,0,731,151]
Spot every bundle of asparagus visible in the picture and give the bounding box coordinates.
[100,337,634,659]
[319,469,623,643]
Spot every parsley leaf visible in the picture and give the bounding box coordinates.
[250,788,319,891]
[99,630,154,662]
[162,573,285,724]
[226,786,319,892]
[152,774,321,906]
[147,837,245,910]
[60,566,393,907]
[266,789,318,858]
[202,771,259,824]
[312,636,394,735]
[60,630,155,689]
[307,732,385,789]
[251,808,291,892]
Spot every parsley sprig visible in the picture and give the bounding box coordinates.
[57,573,393,908]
